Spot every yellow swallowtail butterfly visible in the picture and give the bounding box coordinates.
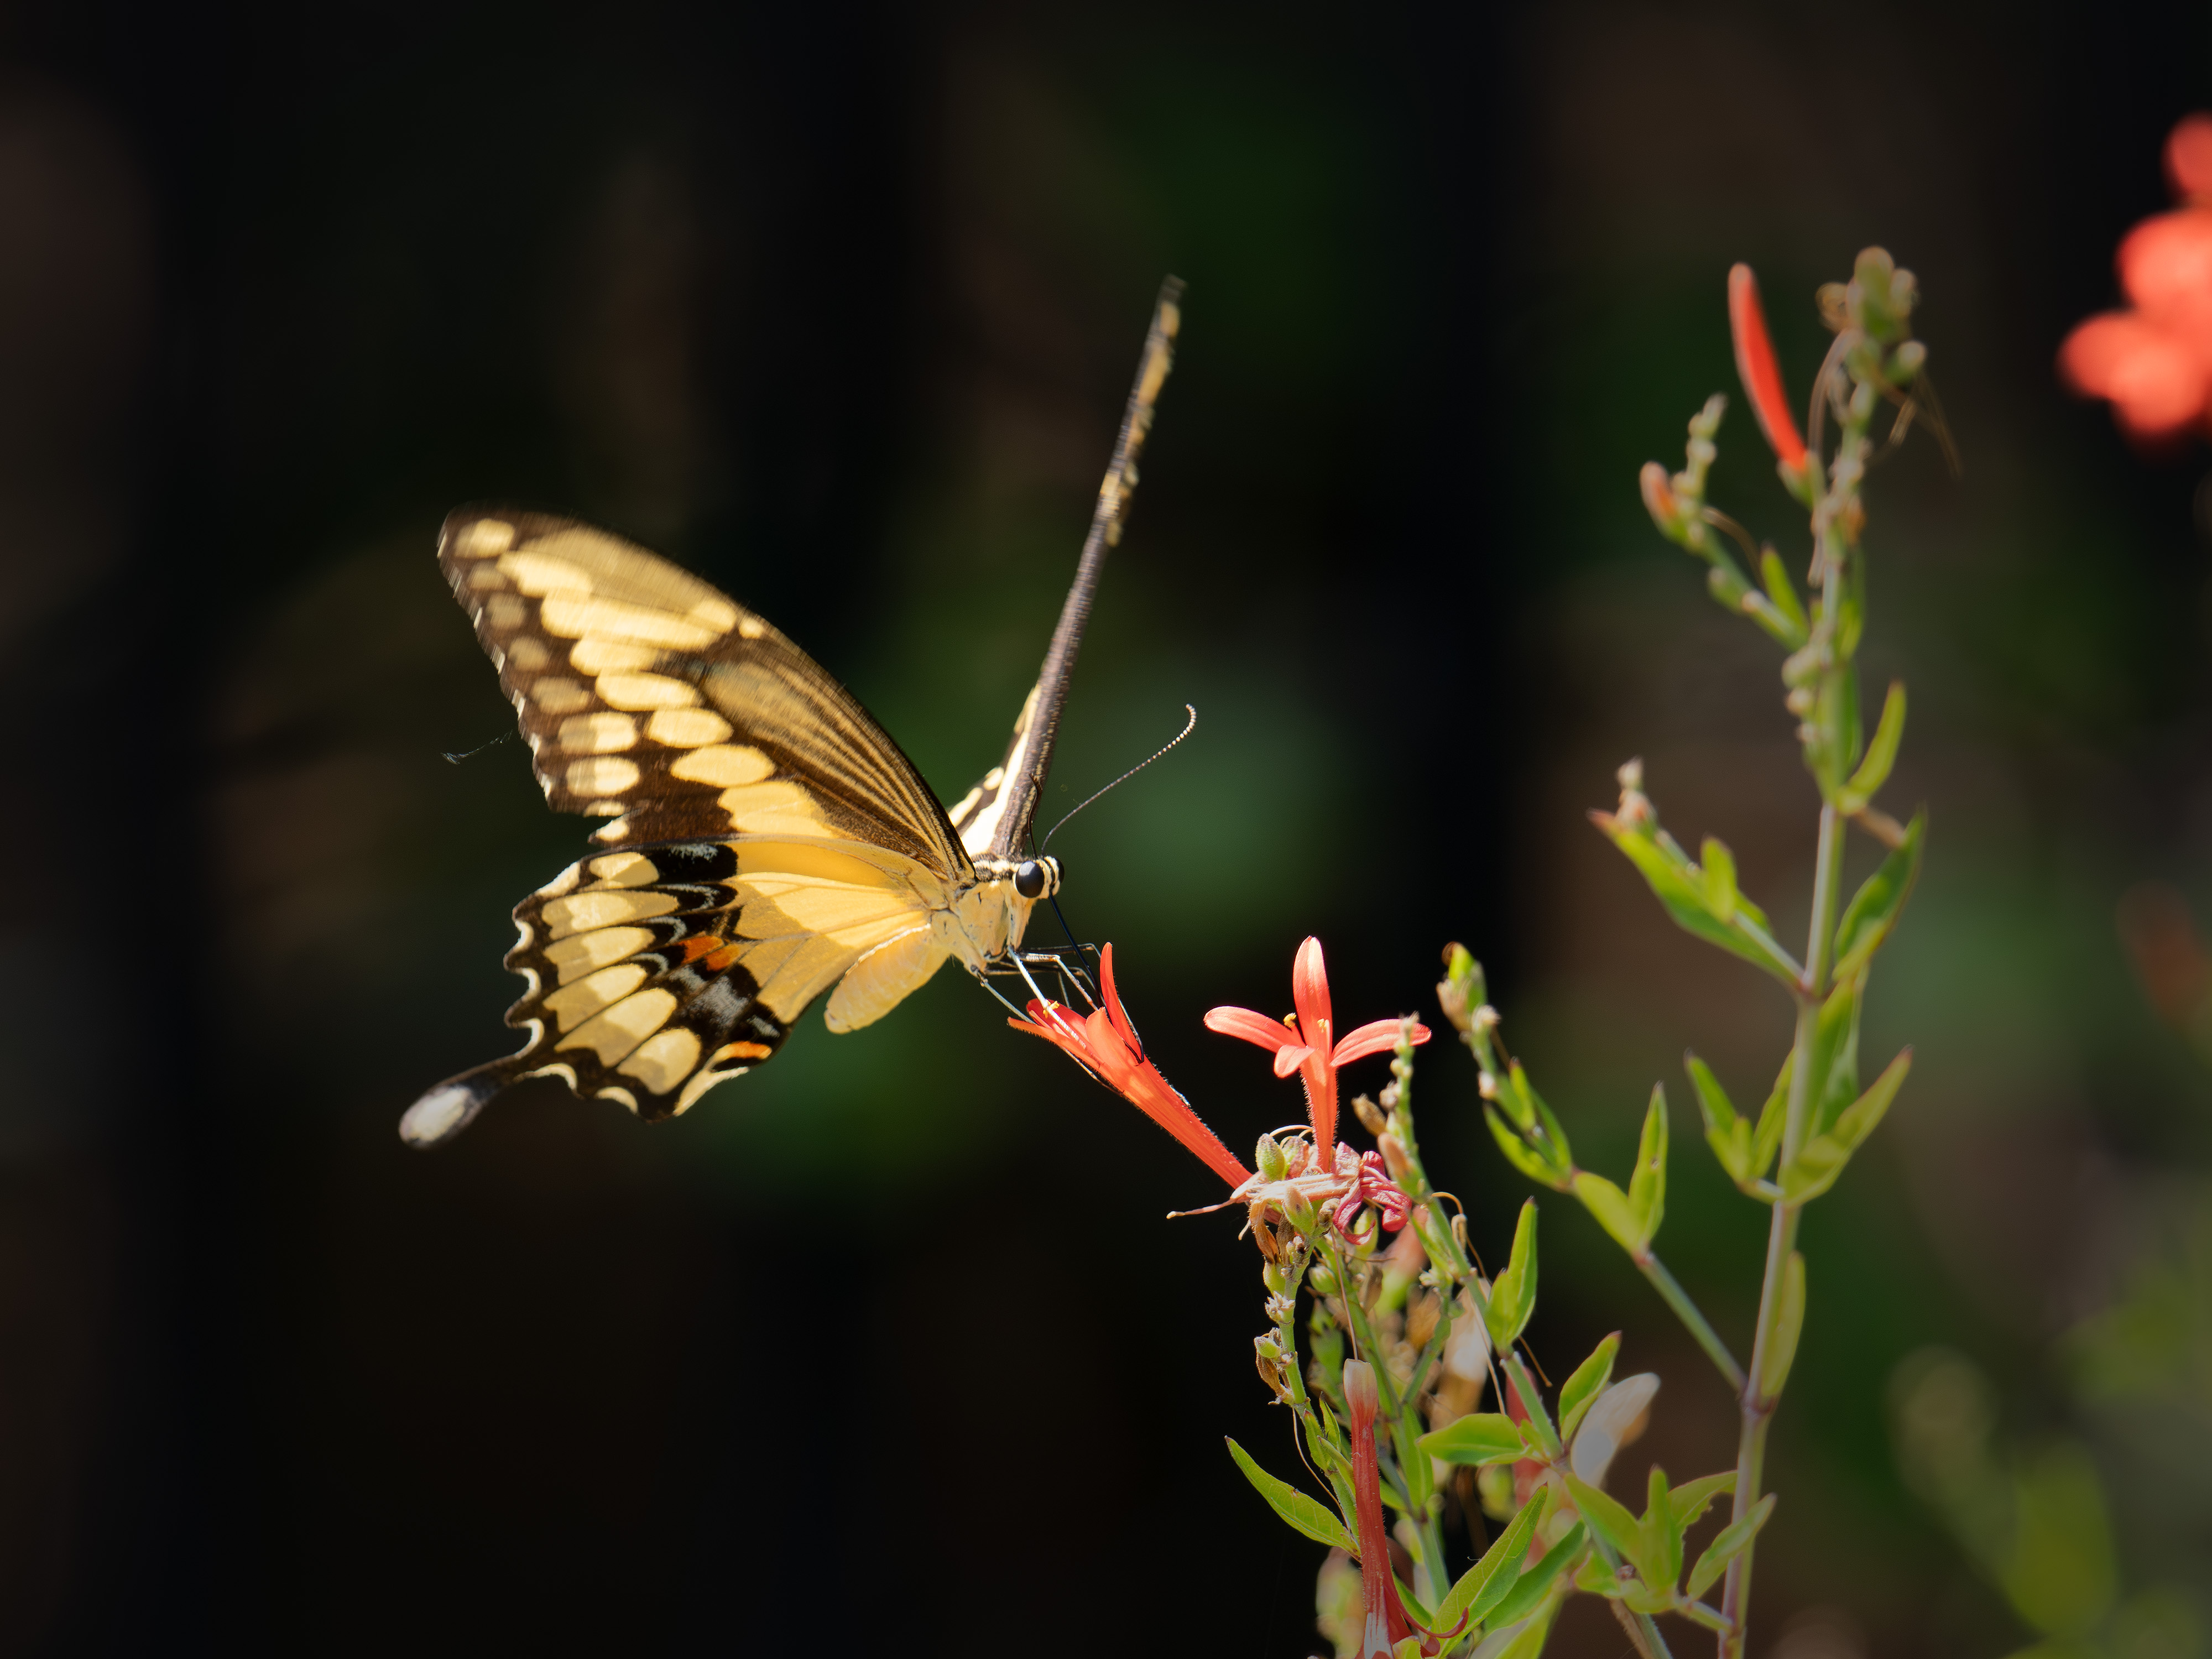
[399,280,1181,1146]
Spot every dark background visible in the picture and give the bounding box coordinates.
[1,1,2209,1654]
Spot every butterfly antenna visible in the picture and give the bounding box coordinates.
[441,731,515,764]
[1040,703,1197,852]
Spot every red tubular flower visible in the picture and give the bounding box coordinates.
[1203,937,1428,1168]
[2062,113,2212,444]
[1344,1360,1443,1657]
[1010,943,1251,1188]
[1728,263,1811,481]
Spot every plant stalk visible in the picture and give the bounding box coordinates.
[1719,795,1841,1653]
[1636,1253,1746,1392]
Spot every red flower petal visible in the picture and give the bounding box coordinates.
[1728,263,1809,468]
[1098,941,1142,1054]
[2168,112,2212,206]
[1291,936,1333,1037]
[1330,1018,1431,1069]
[1272,1043,1314,1079]
[1203,1006,1297,1051]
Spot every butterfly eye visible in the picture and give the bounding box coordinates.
[1014,860,1048,899]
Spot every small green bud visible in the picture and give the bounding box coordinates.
[1256,1132,1287,1184]
[1891,340,1927,384]
[1310,1262,1339,1296]
[1284,1185,1318,1234]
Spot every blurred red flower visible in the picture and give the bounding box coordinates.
[2060,113,2212,444]
[1203,936,1429,1168]
[1728,263,1813,493]
[1010,943,1252,1188]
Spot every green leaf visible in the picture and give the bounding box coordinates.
[1562,1472,1643,1567]
[1700,837,1737,924]
[1838,680,1906,812]
[1485,1107,1571,1191]
[1667,1472,1736,1532]
[1483,1521,1585,1629]
[1627,1085,1668,1242]
[1419,1413,1526,1468]
[1807,972,1864,1138]
[1642,1467,1682,1592]
[1225,1438,1357,1553]
[1591,810,1802,986]
[1780,1047,1912,1203]
[1484,1200,1540,1350]
[1558,1332,1621,1444]
[1757,1253,1807,1401]
[1433,1488,1552,1630]
[1686,1493,1776,1599]
[1749,1051,1790,1183]
[1684,1055,1749,1185]
[1759,544,1809,640]
[2000,1442,2119,1636]
[1832,810,1927,982]
[1573,1172,1643,1257]
[1512,1063,1577,1172]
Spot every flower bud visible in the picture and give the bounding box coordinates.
[1477,1071,1500,1102]
[1639,460,1677,523]
[1379,1132,1411,1183]
[1256,1131,1287,1184]
[1309,1261,1338,1296]
[1352,1093,1387,1136]
[1264,1260,1290,1297]
[1284,1185,1318,1234]
[1342,1358,1380,1423]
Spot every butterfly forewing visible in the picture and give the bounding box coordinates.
[440,509,967,875]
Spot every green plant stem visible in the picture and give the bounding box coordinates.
[1636,1253,1747,1393]
[1720,797,1841,1654]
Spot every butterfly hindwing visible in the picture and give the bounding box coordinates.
[471,836,952,1123]
[440,509,967,876]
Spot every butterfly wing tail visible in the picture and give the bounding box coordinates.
[399,1057,531,1148]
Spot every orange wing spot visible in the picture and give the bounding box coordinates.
[701,942,747,973]
[673,934,726,966]
[713,1040,774,1063]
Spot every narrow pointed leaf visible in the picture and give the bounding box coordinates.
[1433,1488,1552,1630]
[1419,1413,1525,1468]
[1756,1253,1807,1401]
[1482,1521,1585,1629]
[1225,1438,1357,1553]
[1644,1465,1682,1590]
[1514,1062,1577,1172]
[1687,1054,1755,1187]
[1572,1172,1644,1257]
[1687,1493,1776,1599]
[1760,545,1809,639]
[1667,1471,1736,1531]
[1750,1051,1791,1181]
[1558,1332,1621,1444]
[1590,811,1802,985]
[1808,972,1863,1138]
[1484,1200,1540,1350]
[1838,680,1907,813]
[1781,1047,1911,1203]
[1486,1106,1571,1190]
[1627,1085,1668,1241]
[1562,1472,1644,1568]
[1832,810,1927,981]
[1700,837,1740,924]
